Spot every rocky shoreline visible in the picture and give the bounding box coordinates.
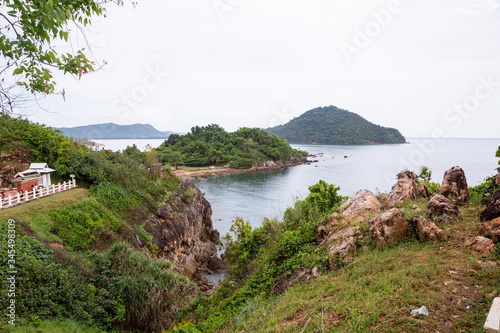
[173,156,314,179]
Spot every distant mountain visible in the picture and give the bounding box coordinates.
[56,123,177,139]
[266,106,406,144]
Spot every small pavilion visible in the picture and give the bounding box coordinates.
[11,163,55,191]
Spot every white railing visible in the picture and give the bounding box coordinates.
[0,179,77,209]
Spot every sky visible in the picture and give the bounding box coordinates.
[26,0,500,138]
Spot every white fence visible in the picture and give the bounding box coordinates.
[0,180,77,209]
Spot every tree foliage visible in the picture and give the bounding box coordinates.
[267,105,407,144]
[0,0,126,112]
[157,124,307,168]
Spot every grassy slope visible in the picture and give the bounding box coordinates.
[0,188,89,221]
[182,198,499,333]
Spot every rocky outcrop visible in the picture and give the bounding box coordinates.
[426,194,461,218]
[272,267,320,294]
[479,217,500,244]
[493,173,500,187]
[369,208,410,245]
[466,236,496,257]
[412,216,447,242]
[338,189,381,222]
[144,180,220,277]
[325,225,360,257]
[480,190,500,222]
[438,166,469,205]
[386,171,417,207]
[417,183,432,198]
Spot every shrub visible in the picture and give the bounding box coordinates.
[50,198,122,250]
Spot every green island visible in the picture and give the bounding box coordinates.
[267,105,407,144]
[1,115,500,333]
[155,124,307,169]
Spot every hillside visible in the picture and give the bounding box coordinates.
[267,105,407,144]
[169,165,500,333]
[56,122,176,139]
[0,114,217,333]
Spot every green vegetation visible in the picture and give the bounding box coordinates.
[0,0,124,111]
[267,105,407,144]
[416,165,440,194]
[0,114,195,332]
[156,124,307,168]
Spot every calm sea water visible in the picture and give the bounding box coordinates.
[95,138,499,237]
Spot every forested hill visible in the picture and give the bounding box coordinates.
[57,123,176,139]
[157,124,307,168]
[267,106,407,144]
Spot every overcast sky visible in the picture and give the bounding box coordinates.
[27,0,500,138]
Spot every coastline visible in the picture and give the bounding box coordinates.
[173,158,313,180]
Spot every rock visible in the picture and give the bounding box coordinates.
[272,267,320,294]
[426,194,461,218]
[386,171,418,207]
[466,236,496,257]
[435,214,453,224]
[369,208,410,245]
[326,226,360,257]
[480,190,500,222]
[438,166,469,205]
[477,260,498,269]
[144,180,220,277]
[479,217,500,243]
[338,189,381,222]
[207,255,225,271]
[417,183,432,198]
[413,216,447,242]
[494,173,500,187]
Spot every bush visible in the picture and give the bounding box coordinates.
[50,198,122,250]
[0,222,124,330]
[90,243,196,333]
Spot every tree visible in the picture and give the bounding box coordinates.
[0,0,128,112]
[166,151,184,170]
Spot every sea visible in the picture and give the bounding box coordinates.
[93,138,499,237]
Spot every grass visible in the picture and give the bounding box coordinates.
[0,188,89,222]
[2,319,112,333]
[224,242,499,332]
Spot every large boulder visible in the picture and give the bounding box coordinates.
[438,166,469,205]
[417,183,432,198]
[386,171,418,207]
[412,216,447,242]
[480,190,500,222]
[479,217,500,243]
[326,225,360,257]
[339,189,381,222]
[426,194,461,218]
[144,180,220,277]
[369,208,410,245]
[466,236,496,257]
